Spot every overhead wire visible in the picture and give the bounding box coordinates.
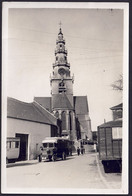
[8,37,122,53]
[9,25,122,43]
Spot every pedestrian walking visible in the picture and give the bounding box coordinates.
[77,147,80,156]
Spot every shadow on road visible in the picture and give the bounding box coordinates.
[6,161,38,168]
[43,156,75,163]
[7,156,76,167]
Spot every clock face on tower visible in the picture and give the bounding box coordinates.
[58,68,66,75]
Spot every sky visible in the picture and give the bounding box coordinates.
[6,6,124,131]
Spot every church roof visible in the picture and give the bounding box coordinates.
[34,95,89,114]
[52,93,73,110]
[98,119,122,128]
[34,97,51,112]
[7,97,57,126]
[110,103,123,110]
[74,96,89,114]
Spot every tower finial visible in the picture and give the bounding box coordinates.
[59,21,62,29]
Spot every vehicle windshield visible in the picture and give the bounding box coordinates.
[42,143,54,148]
[43,143,48,148]
[49,143,54,147]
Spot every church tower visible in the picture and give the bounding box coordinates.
[50,27,76,141]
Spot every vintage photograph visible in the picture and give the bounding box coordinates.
[2,2,128,194]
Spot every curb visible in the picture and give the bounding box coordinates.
[95,154,111,189]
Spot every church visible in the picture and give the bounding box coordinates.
[34,27,92,142]
[7,26,92,160]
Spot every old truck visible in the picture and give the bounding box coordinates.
[98,119,122,173]
[38,137,73,162]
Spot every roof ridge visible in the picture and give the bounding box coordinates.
[110,103,123,110]
[8,97,33,105]
[52,93,73,110]
[63,94,73,109]
[33,101,57,125]
[32,103,55,125]
[34,96,51,99]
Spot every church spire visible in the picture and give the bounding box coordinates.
[59,21,62,28]
[58,21,62,34]
[53,26,70,68]
[51,25,74,98]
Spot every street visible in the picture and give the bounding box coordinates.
[6,145,121,191]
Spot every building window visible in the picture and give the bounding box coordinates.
[11,142,16,148]
[61,111,66,130]
[113,110,122,120]
[7,142,11,149]
[68,112,72,131]
[59,81,64,87]
[15,141,19,148]
[112,127,122,139]
[59,81,66,93]
[55,111,59,118]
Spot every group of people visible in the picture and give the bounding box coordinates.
[77,146,85,156]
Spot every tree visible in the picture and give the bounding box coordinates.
[111,74,123,91]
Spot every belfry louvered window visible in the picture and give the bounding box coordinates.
[59,81,66,93]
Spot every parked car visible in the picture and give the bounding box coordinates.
[38,137,73,162]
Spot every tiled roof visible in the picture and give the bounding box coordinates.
[34,97,51,112]
[7,97,57,126]
[98,119,122,128]
[74,96,89,114]
[110,103,123,110]
[33,101,57,125]
[52,93,73,110]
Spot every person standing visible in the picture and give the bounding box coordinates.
[83,146,85,154]
[77,147,80,156]
[81,146,84,155]
[94,142,97,152]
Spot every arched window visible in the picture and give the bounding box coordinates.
[61,111,66,130]
[68,112,72,131]
[54,111,59,118]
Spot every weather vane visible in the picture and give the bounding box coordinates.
[59,21,62,28]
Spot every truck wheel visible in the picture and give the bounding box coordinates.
[49,157,52,161]
[52,155,56,162]
[62,152,66,160]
